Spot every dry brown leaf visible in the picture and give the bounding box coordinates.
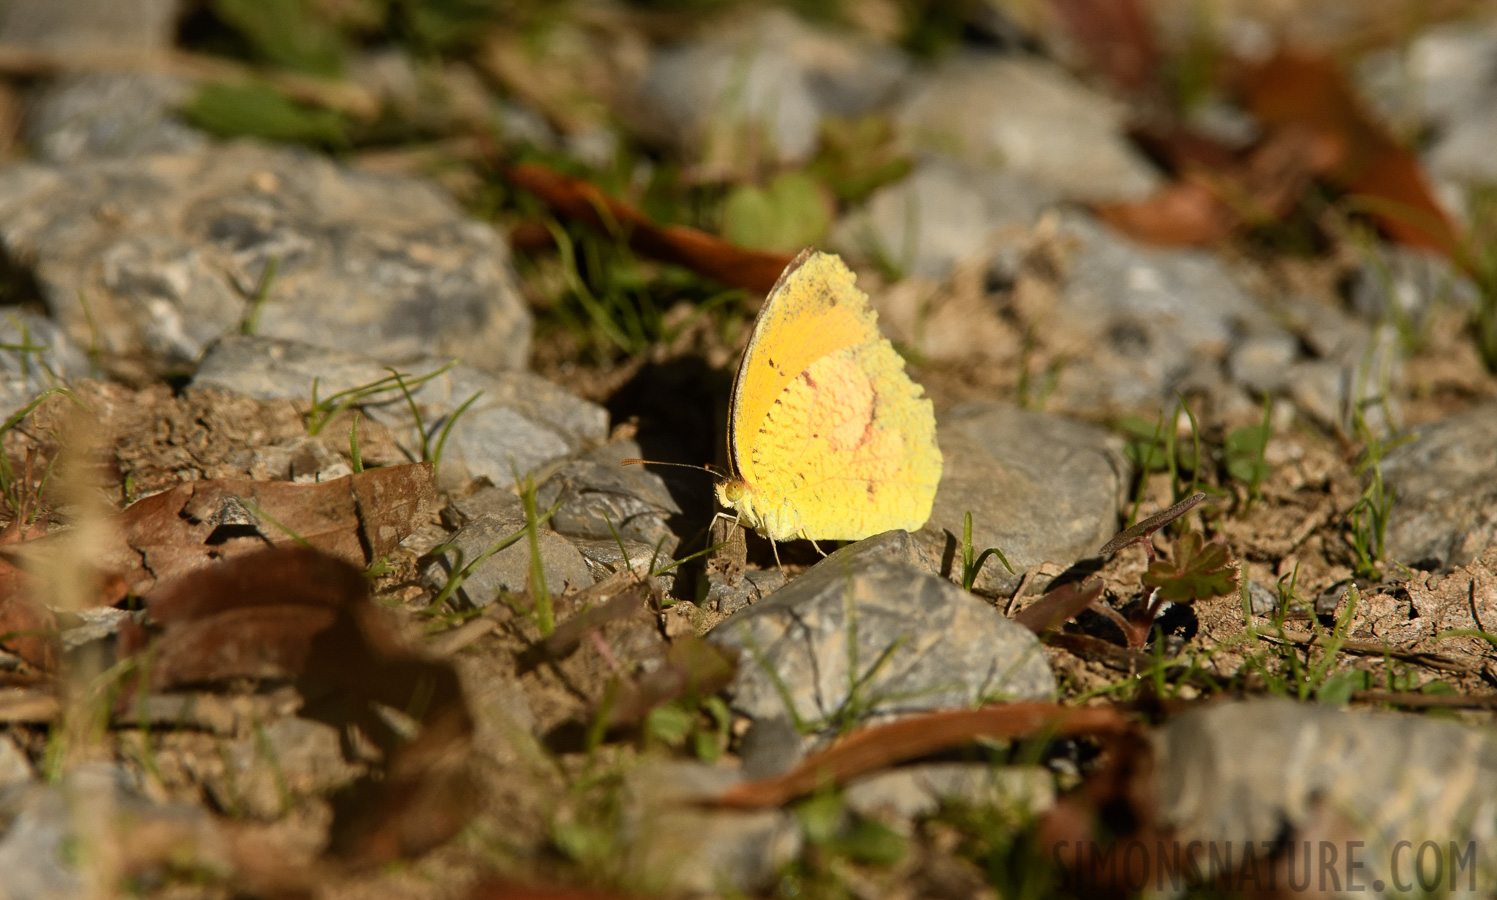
[97,462,435,595]
[1013,579,1105,634]
[124,545,474,867]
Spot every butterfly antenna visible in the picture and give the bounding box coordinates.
[622,459,729,478]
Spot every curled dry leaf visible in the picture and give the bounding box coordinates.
[504,162,795,292]
[97,462,435,596]
[1099,49,1465,265]
[124,545,473,868]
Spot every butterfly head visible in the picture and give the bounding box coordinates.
[715,478,748,509]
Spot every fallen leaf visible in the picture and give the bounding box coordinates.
[503,162,795,292]
[124,545,474,867]
[714,703,1129,809]
[1241,49,1466,263]
[95,462,434,595]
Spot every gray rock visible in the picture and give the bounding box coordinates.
[0,0,178,52]
[443,483,523,529]
[537,440,683,553]
[0,142,531,374]
[830,154,1058,278]
[920,403,1123,595]
[1048,212,1281,414]
[896,53,1159,202]
[194,335,607,486]
[25,72,207,163]
[843,763,1053,823]
[424,507,595,609]
[618,759,801,895]
[634,9,908,165]
[1155,698,1497,894]
[1380,401,1497,570]
[1246,580,1280,616]
[0,309,88,421]
[708,561,1054,733]
[1229,334,1300,397]
[209,717,363,820]
[1357,20,1497,132]
[704,567,788,616]
[739,715,805,780]
[1350,246,1479,323]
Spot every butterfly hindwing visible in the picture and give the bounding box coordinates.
[725,250,942,542]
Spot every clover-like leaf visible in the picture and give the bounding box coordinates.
[1141,532,1237,603]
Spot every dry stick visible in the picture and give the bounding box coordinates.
[1263,630,1475,674]
[712,704,1130,809]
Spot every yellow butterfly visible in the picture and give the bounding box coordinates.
[715,249,942,545]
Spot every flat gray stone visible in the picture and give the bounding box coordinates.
[1155,698,1497,893]
[424,508,595,609]
[0,142,531,374]
[193,335,607,486]
[703,568,788,616]
[537,440,683,553]
[1380,401,1497,570]
[633,9,908,165]
[571,537,676,596]
[25,72,207,163]
[920,403,1123,594]
[708,561,1054,733]
[896,53,1159,202]
[1048,212,1282,414]
[830,154,1058,278]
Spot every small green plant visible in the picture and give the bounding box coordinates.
[1223,394,1273,509]
[1345,409,1408,579]
[520,472,555,636]
[239,256,281,335]
[386,366,481,479]
[642,694,732,761]
[959,511,1013,592]
[0,388,80,520]
[1119,396,1204,527]
[305,361,455,435]
[347,412,363,473]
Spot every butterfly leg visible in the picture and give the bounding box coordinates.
[769,537,785,576]
[807,537,829,557]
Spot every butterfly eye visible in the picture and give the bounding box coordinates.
[721,480,746,502]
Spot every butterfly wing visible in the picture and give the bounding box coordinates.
[728,251,942,541]
[728,250,881,481]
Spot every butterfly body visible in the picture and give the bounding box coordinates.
[718,250,942,543]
